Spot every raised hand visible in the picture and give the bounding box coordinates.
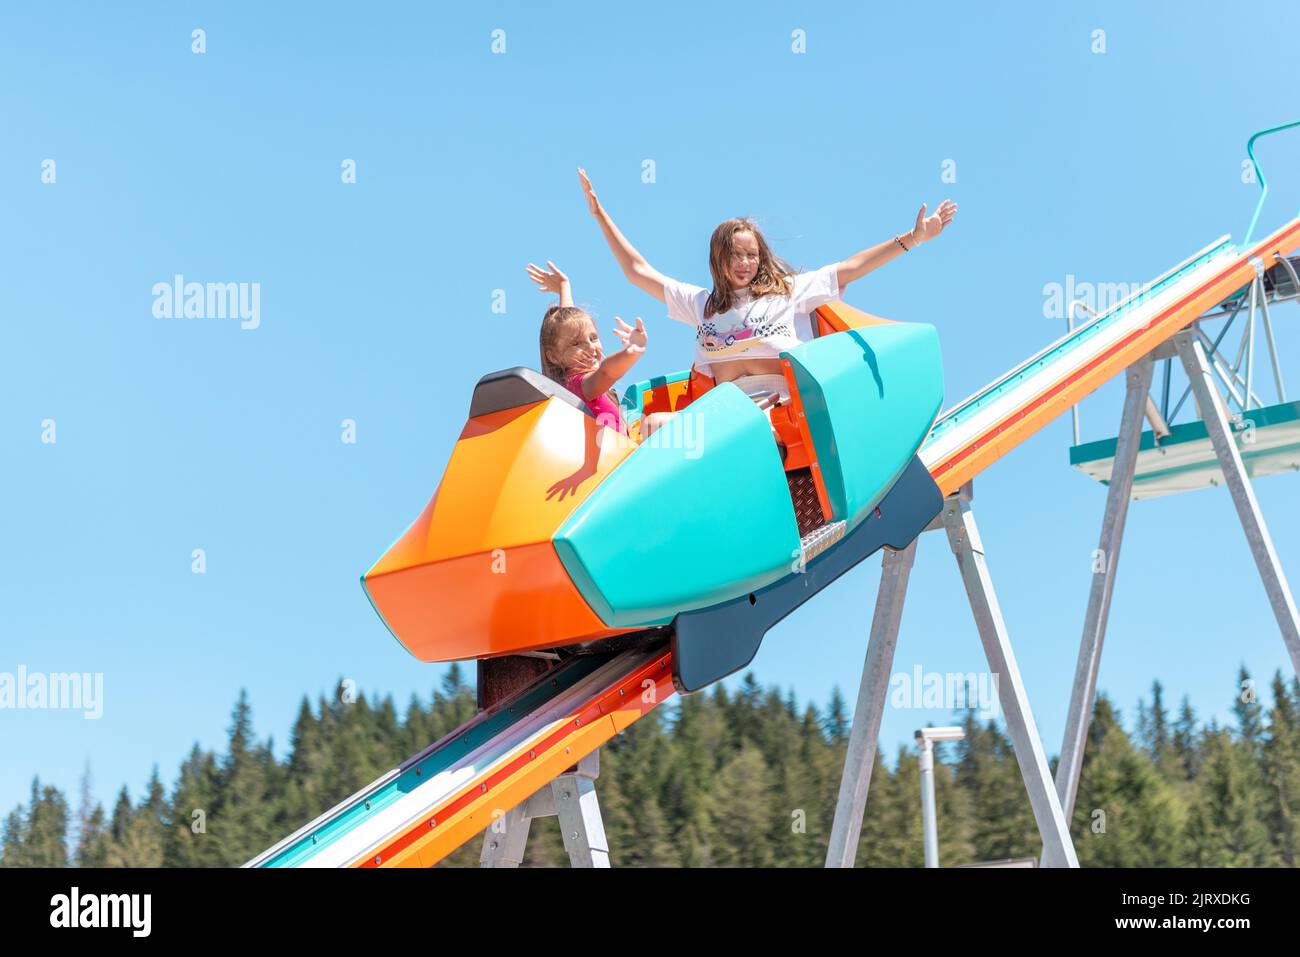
[909,199,958,246]
[612,316,647,354]
[526,260,569,296]
[577,167,601,215]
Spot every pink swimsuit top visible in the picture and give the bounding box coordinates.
[565,373,627,435]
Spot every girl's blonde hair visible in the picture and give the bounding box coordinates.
[539,305,591,382]
[704,218,795,318]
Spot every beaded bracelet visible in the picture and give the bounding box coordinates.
[894,234,911,252]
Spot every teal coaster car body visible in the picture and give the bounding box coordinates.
[554,319,945,632]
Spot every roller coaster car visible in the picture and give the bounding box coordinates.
[362,302,947,693]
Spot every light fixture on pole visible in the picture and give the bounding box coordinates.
[915,726,965,868]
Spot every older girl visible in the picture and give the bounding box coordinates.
[576,168,956,405]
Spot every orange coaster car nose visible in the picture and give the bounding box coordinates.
[362,396,636,661]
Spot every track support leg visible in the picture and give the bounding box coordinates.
[1175,330,1300,674]
[942,496,1079,868]
[480,750,609,868]
[1054,355,1154,827]
[825,541,918,868]
[827,484,1079,867]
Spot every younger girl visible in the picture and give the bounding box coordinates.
[529,261,669,438]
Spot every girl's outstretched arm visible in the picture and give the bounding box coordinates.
[835,200,957,288]
[577,317,647,399]
[578,168,670,304]
[526,260,573,307]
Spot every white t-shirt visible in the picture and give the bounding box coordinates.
[662,264,840,376]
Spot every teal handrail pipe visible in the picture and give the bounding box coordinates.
[1244,119,1300,247]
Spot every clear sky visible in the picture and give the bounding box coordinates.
[3,1,1299,824]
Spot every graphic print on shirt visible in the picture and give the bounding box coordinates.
[697,299,796,361]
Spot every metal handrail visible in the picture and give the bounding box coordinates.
[1274,250,1300,293]
[1243,119,1300,246]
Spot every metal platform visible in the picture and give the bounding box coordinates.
[1070,400,1300,499]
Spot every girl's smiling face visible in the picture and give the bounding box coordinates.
[550,314,604,376]
[727,230,761,289]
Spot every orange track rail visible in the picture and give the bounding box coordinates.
[353,649,676,867]
[925,218,1300,494]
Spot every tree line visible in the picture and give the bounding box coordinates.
[3,663,1298,867]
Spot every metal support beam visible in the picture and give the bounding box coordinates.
[479,803,533,867]
[1143,395,1171,440]
[918,735,940,868]
[1054,356,1154,830]
[1257,278,1287,402]
[825,541,917,868]
[480,751,609,868]
[828,481,1079,868]
[553,757,611,868]
[1174,331,1300,674]
[941,499,1079,868]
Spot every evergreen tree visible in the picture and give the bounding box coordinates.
[707,742,776,867]
[867,746,927,866]
[166,745,222,867]
[954,712,1037,861]
[1186,724,1276,866]
[1073,696,1187,866]
[1,806,26,867]
[73,762,109,867]
[1171,696,1201,781]
[1149,680,1170,763]
[1233,665,1264,756]
[7,665,1300,869]
[211,690,276,865]
[663,694,726,867]
[800,703,845,866]
[102,782,164,868]
[1134,681,1171,770]
[932,740,976,866]
[853,750,898,866]
[602,711,679,867]
[823,687,850,744]
[1262,671,1300,865]
[24,778,70,867]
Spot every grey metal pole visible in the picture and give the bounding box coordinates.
[1055,356,1154,824]
[552,751,608,868]
[479,803,534,867]
[1174,330,1300,675]
[480,750,609,868]
[1246,273,1258,412]
[1256,277,1287,401]
[1067,315,1081,445]
[942,498,1080,867]
[825,541,918,868]
[918,735,939,868]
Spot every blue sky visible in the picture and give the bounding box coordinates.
[3,1,1299,824]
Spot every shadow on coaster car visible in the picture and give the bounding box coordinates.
[361,301,946,693]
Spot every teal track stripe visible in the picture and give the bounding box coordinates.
[256,654,610,867]
[922,238,1236,450]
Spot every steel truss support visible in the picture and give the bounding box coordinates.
[1054,354,1154,824]
[480,750,610,868]
[1053,334,1300,864]
[826,487,1079,868]
[1174,330,1300,673]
